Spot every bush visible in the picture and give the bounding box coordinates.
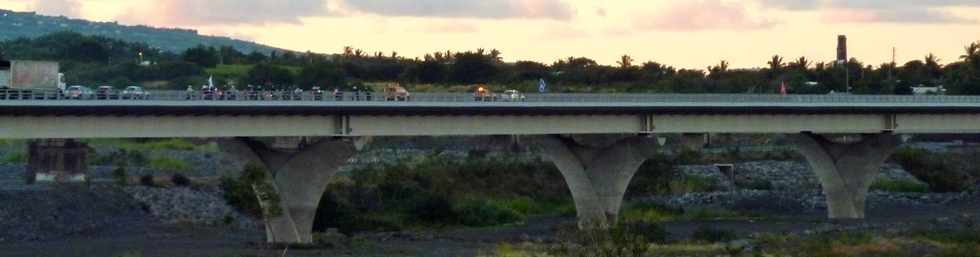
[171,173,192,187]
[139,175,155,187]
[871,179,929,193]
[454,198,523,227]
[411,193,456,224]
[627,154,677,197]
[221,163,272,217]
[549,222,656,257]
[112,167,127,186]
[691,226,738,243]
[892,148,976,192]
[148,157,192,173]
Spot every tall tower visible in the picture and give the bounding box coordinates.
[837,35,848,64]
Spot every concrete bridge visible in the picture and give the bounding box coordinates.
[2,92,978,243]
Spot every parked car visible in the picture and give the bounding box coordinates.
[500,89,526,102]
[96,86,118,100]
[121,86,150,99]
[66,85,94,100]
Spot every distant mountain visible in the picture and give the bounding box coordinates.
[0,9,282,54]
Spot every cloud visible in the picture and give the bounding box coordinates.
[120,0,329,26]
[32,0,81,17]
[342,0,575,20]
[637,0,776,31]
[424,21,479,34]
[762,0,979,23]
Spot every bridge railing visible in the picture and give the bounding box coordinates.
[3,89,980,104]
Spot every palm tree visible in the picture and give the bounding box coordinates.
[768,55,784,71]
[618,55,635,68]
[792,56,810,70]
[962,42,979,61]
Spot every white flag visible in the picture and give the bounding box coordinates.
[208,76,214,89]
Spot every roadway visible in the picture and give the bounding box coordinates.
[4,91,980,139]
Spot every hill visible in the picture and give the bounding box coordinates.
[0,9,280,54]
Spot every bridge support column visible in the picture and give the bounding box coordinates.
[27,139,89,183]
[220,137,368,244]
[528,135,659,229]
[793,133,900,219]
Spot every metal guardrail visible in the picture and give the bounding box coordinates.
[3,89,980,104]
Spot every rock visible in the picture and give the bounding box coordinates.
[122,185,257,229]
[726,239,754,253]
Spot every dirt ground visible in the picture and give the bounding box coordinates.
[0,199,976,257]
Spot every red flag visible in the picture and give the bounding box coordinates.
[779,81,788,95]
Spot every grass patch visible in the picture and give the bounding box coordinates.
[871,179,929,193]
[623,202,763,223]
[83,138,207,152]
[622,202,683,223]
[0,152,26,165]
[690,226,738,243]
[669,174,718,194]
[148,157,192,173]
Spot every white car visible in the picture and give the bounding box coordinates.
[66,85,94,100]
[501,90,526,102]
[122,86,150,99]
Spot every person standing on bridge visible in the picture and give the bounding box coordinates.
[185,85,194,100]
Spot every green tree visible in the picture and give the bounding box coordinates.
[243,64,294,88]
[450,51,497,84]
[767,55,784,79]
[298,64,347,89]
[182,45,219,68]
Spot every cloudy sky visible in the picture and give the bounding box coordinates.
[2,0,980,69]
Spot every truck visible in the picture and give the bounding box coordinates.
[0,60,66,99]
[383,83,411,101]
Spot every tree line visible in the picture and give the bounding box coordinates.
[1,31,979,94]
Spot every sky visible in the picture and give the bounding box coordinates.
[2,0,980,69]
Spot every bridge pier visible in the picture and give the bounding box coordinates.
[528,134,659,229]
[219,137,368,244]
[27,139,89,183]
[793,133,900,219]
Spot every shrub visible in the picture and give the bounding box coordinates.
[171,173,192,187]
[549,222,655,257]
[892,148,975,192]
[454,198,523,227]
[411,193,456,224]
[627,154,677,197]
[870,179,929,193]
[691,226,738,243]
[112,167,127,186]
[222,163,282,218]
[139,175,155,187]
[148,157,192,173]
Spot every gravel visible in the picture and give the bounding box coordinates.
[122,186,259,229]
[677,161,926,191]
[0,185,147,242]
